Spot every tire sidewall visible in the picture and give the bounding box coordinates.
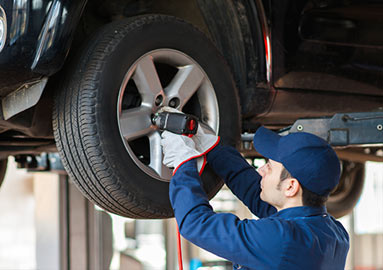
[80,16,241,216]
[327,162,365,218]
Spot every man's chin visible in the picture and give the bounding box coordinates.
[260,192,266,202]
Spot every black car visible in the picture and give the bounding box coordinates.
[0,0,381,219]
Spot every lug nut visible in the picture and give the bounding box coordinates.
[155,95,163,106]
[169,98,180,108]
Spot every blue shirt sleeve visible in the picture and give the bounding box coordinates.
[206,144,276,218]
[169,159,285,268]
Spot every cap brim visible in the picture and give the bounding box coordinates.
[253,127,282,162]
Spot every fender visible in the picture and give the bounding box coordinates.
[0,0,88,97]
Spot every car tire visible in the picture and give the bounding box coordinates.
[326,161,365,218]
[0,159,7,188]
[52,15,241,218]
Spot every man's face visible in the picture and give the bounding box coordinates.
[257,159,286,209]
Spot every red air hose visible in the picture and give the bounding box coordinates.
[177,224,183,270]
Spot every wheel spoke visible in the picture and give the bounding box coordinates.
[132,55,163,105]
[165,65,205,108]
[120,106,153,141]
[148,132,173,179]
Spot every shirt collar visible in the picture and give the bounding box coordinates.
[271,206,328,219]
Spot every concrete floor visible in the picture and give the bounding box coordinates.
[0,158,382,270]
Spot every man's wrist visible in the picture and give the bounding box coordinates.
[174,158,198,175]
[206,143,223,162]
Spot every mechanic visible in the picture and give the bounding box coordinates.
[160,124,350,270]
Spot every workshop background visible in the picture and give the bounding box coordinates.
[0,157,382,270]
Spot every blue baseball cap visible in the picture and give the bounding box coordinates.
[253,126,341,196]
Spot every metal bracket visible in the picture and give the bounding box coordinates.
[242,111,383,147]
[1,78,48,120]
[285,111,383,146]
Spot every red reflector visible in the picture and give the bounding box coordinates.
[188,119,196,131]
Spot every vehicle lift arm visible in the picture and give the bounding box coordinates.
[242,111,383,162]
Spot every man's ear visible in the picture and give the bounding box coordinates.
[284,178,301,197]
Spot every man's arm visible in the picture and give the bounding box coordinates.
[206,144,276,218]
[170,160,283,268]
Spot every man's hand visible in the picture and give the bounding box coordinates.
[157,106,182,114]
[161,131,205,174]
[192,122,220,154]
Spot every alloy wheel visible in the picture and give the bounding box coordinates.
[117,49,219,181]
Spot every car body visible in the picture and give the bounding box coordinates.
[0,0,381,218]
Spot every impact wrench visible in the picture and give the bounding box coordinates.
[152,111,199,136]
[152,111,199,269]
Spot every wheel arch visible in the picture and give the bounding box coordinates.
[196,0,268,117]
[2,0,269,144]
[70,0,270,117]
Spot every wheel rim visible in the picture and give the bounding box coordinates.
[117,49,219,182]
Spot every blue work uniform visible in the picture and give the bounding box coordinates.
[169,145,349,270]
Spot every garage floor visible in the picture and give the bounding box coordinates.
[0,158,382,270]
